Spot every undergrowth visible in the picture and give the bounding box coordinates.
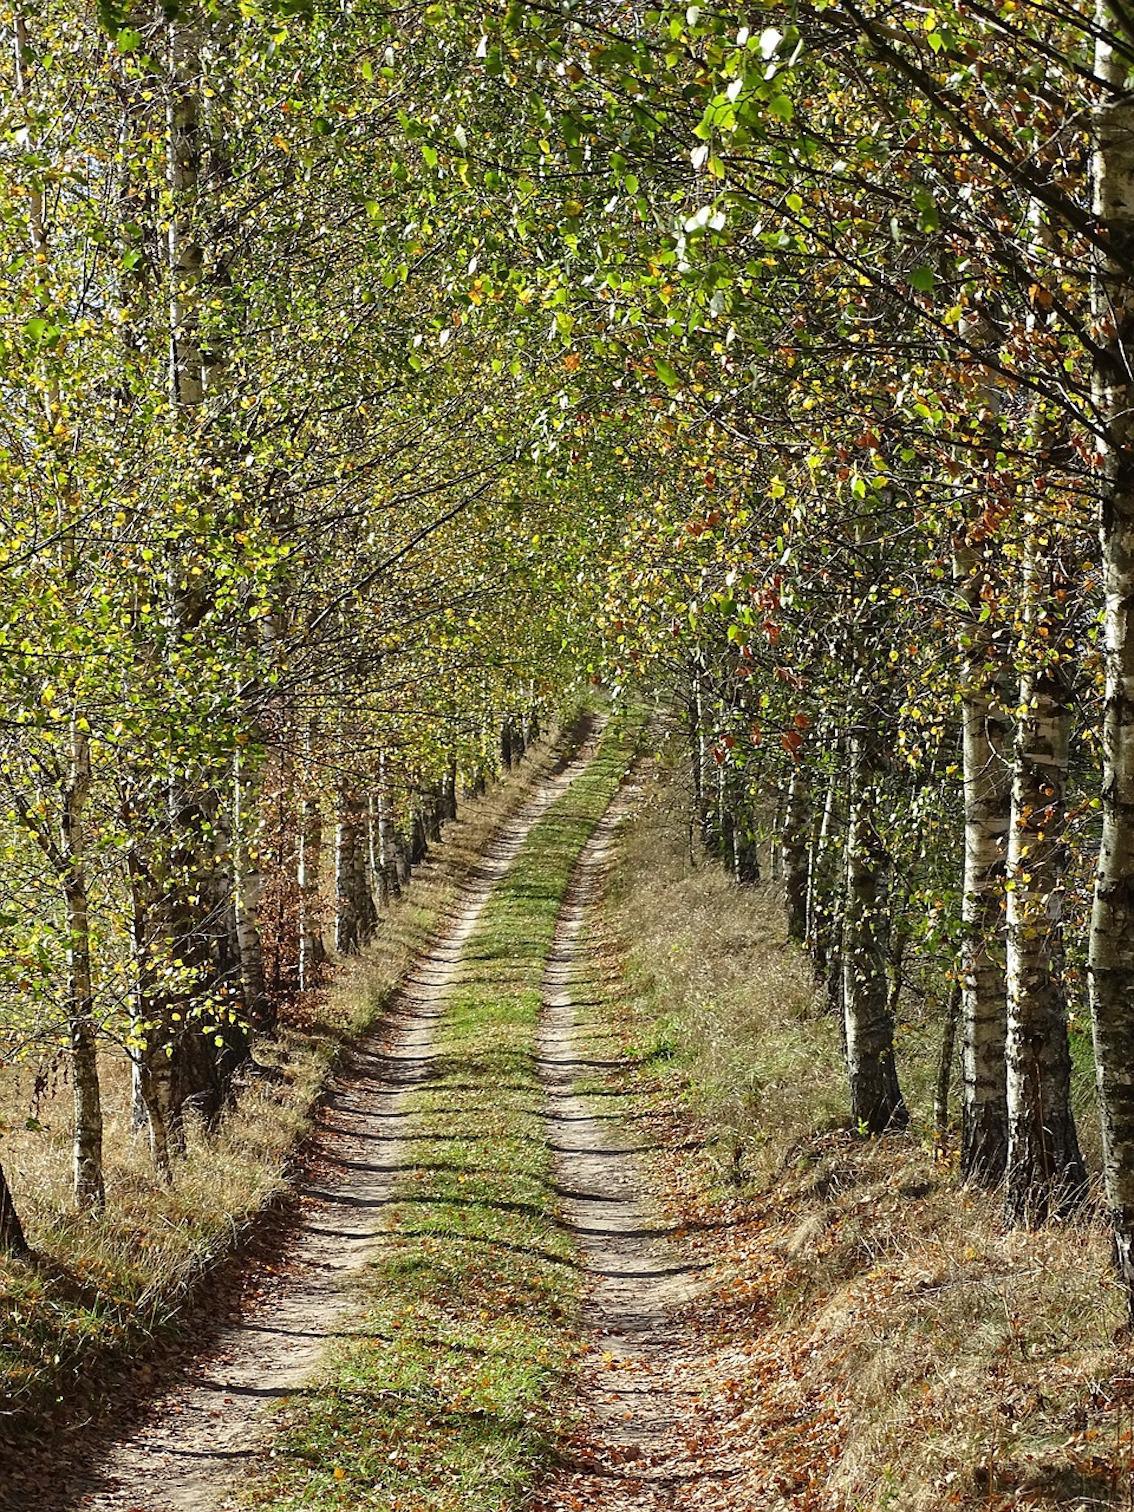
[0,734,568,1448]
[597,747,1134,1512]
[246,714,640,1512]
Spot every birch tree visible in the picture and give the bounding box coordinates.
[1089,0,1134,1307]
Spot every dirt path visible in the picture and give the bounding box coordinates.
[533,785,725,1512]
[37,731,600,1512]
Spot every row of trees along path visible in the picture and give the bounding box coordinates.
[12,0,1134,1493]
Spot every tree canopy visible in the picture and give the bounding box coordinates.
[4,0,1134,1316]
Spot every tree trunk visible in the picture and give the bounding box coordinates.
[368,792,385,908]
[726,767,760,883]
[0,1159,29,1259]
[689,702,704,834]
[411,805,429,865]
[442,760,458,823]
[394,825,411,888]
[66,886,104,1213]
[63,724,104,1213]
[132,1028,176,1184]
[841,722,907,1133]
[335,785,361,954]
[955,536,1012,1187]
[126,848,180,1175]
[781,763,810,941]
[297,786,325,990]
[1005,533,1086,1225]
[354,802,377,945]
[808,748,842,977]
[164,6,250,1122]
[426,788,443,843]
[377,754,401,900]
[14,27,104,1213]
[935,982,962,1149]
[1089,11,1134,1310]
[734,820,761,884]
[717,761,735,875]
[692,657,717,852]
[233,749,271,1033]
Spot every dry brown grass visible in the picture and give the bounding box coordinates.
[609,750,845,1186]
[0,734,567,1427]
[599,750,1134,1511]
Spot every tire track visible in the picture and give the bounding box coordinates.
[534,782,725,1512]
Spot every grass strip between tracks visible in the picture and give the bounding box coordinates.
[247,714,639,1512]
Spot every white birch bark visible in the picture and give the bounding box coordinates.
[335,784,361,955]
[297,792,325,990]
[955,533,1012,1186]
[1089,5,1134,1305]
[1002,205,1087,1223]
[14,12,105,1213]
[296,720,325,989]
[126,848,179,1178]
[953,301,1014,1186]
[841,718,907,1133]
[377,752,401,900]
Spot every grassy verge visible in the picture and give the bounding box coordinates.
[594,748,1133,1512]
[0,735,570,1447]
[245,714,640,1512]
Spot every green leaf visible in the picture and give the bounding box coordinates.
[910,265,935,293]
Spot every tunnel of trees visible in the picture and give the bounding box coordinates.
[5,0,1134,1328]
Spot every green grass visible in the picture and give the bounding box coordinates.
[247,715,640,1512]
